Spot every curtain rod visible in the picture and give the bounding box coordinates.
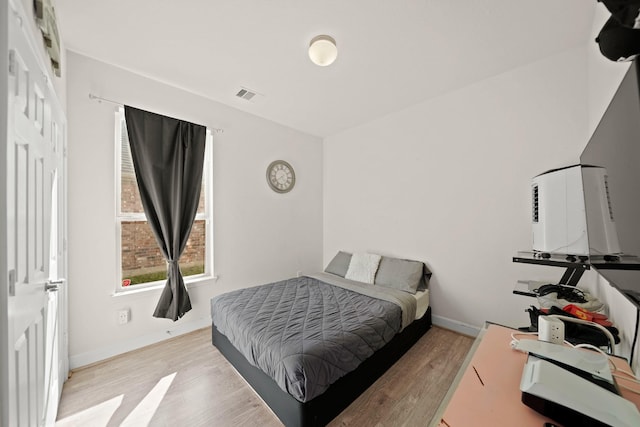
[88,93,224,134]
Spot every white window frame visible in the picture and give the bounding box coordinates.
[114,108,214,294]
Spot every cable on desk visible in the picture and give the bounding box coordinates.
[630,310,639,373]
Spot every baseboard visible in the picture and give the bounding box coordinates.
[69,316,211,370]
[432,314,481,337]
[69,315,479,369]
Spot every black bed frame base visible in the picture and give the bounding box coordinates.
[211,306,432,427]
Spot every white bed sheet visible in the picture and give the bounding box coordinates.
[413,289,430,320]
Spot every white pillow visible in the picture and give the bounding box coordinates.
[345,253,382,284]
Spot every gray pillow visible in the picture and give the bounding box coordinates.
[375,257,429,294]
[324,251,352,277]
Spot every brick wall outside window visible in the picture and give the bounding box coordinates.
[121,174,206,281]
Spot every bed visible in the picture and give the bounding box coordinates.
[211,253,432,427]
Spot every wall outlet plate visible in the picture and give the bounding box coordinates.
[118,308,130,324]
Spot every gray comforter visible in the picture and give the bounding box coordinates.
[210,273,417,402]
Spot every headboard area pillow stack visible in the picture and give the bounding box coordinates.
[324,251,432,294]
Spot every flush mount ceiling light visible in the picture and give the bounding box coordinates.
[308,35,337,66]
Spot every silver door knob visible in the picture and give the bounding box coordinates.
[45,278,65,292]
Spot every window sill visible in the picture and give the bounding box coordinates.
[112,274,218,298]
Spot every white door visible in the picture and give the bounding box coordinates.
[4,1,67,425]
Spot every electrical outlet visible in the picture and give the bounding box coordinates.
[118,309,130,324]
[538,316,564,344]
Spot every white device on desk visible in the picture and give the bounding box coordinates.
[514,339,640,426]
[513,339,613,386]
[521,355,640,427]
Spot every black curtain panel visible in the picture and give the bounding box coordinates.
[124,106,207,321]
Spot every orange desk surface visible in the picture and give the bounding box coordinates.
[436,324,640,427]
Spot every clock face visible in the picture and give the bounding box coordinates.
[267,160,295,193]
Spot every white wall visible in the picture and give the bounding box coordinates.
[66,52,323,368]
[64,2,637,368]
[323,48,590,332]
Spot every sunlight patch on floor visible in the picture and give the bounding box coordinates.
[120,372,177,427]
[56,372,177,427]
[55,395,123,427]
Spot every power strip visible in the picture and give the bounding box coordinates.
[538,316,564,344]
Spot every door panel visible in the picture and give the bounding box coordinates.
[5,1,67,425]
[15,141,28,284]
[15,333,29,426]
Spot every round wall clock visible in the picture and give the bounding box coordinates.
[266,160,296,193]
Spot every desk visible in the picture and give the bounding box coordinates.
[431,324,640,426]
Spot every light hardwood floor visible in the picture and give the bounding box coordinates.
[56,326,473,427]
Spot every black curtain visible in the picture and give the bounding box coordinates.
[124,106,207,321]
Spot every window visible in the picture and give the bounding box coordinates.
[115,108,213,291]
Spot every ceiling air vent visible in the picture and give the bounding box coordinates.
[235,86,263,103]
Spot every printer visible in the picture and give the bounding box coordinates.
[516,339,640,427]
